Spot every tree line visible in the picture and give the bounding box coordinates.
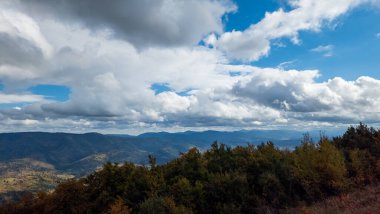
[1,123,380,213]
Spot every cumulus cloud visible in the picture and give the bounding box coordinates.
[17,0,236,49]
[0,9,52,58]
[3,48,380,132]
[206,0,374,61]
[232,68,380,123]
[0,0,379,133]
[0,8,53,91]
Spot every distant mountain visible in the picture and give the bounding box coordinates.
[0,132,148,175]
[0,129,341,174]
[0,129,343,201]
[132,128,342,152]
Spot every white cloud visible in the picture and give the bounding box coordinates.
[277,60,298,69]
[232,68,380,123]
[0,93,43,104]
[206,0,371,61]
[0,0,379,133]
[156,92,196,113]
[0,9,52,58]
[17,0,236,49]
[310,45,334,57]
[20,119,39,125]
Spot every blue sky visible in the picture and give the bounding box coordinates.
[28,85,70,102]
[261,7,380,81]
[224,0,285,32]
[1,0,380,133]
[225,1,380,81]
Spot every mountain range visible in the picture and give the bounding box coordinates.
[0,128,342,201]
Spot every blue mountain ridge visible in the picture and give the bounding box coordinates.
[0,129,343,176]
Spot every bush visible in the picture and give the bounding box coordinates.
[2,123,380,213]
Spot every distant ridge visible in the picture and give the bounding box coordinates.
[0,129,342,174]
[0,129,343,201]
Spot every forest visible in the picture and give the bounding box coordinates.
[1,123,380,214]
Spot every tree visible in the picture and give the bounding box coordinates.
[107,197,131,214]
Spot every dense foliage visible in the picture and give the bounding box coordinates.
[1,123,380,214]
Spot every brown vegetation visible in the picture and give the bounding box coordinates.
[293,183,380,214]
[1,123,380,213]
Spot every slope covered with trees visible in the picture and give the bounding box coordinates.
[1,123,379,213]
[0,130,322,202]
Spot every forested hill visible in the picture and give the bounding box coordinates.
[0,129,330,176]
[0,129,327,202]
[1,123,379,213]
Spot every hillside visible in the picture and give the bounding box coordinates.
[0,159,73,202]
[0,124,379,213]
[0,129,328,175]
[0,129,328,201]
[293,184,380,213]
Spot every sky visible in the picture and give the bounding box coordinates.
[0,0,380,134]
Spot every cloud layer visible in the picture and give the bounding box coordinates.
[0,0,379,133]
